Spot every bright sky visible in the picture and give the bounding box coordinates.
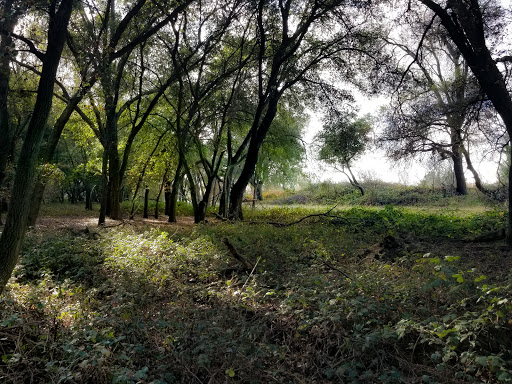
[304,93,502,186]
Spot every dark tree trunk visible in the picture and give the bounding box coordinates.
[0,0,75,293]
[164,188,171,216]
[228,95,280,220]
[460,146,487,195]
[143,187,149,219]
[85,185,93,210]
[452,152,467,195]
[197,175,215,222]
[154,170,168,219]
[168,159,183,223]
[183,162,201,223]
[0,0,17,189]
[98,148,109,225]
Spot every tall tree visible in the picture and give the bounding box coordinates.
[413,0,512,241]
[0,0,75,292]
[227,0,381,219]
[71,0,193,223]
[382,25,487,195]
[0,0,21,188]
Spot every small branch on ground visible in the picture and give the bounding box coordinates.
[222,238,254,271]
[320,259,351,280]
[213,213,228,221]
[268,205,339,227]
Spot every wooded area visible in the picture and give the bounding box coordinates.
[0,0,511,382]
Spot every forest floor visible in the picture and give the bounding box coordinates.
[1,204,511,383]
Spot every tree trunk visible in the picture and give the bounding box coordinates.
[98,148,109,225]
[197,175,215,222]
[461,146,487,195]
[452,152,467,195]
[184,162,201,223]
[228,96,280,220]
[346,165,365,196]
[0,0,74,293]
[0,0,17,189]
[168,159,183,223]
[143,187,149,219]
[85,185,92,210]
[154,171,168,219]
[164,189,171,216]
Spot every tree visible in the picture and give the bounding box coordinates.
[227,0,381,219]
[412,0,512,242]
[0,0,75,292]
[315,114,371,195]
[382,22,488,195]
[0,0,23,188]
[254,103,307,192]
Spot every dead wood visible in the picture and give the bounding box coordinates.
[267,205,340,227]
[213,212,228,221]
[320,259,351,279]
[222,238,253,271]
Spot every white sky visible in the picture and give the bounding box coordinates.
[304,93,502,186]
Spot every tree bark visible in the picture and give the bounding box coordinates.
[0,0,75,293]
[98,148,109,225]
[168,159,183,222]
[143,187,149,219]
[228,94,280,220]
[460,146,487,195]
[0,0,17,189]
[452,152,467,195]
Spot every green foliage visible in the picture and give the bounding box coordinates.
[1,205,511,383]
[315,114,371,170]
[278,180,495,208]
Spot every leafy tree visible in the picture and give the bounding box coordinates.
[227,0,383,219]
[0,0,75,292]
[315,114,371,195]
[412,0,512,241]
[382,22,488,195]
[255,103,307,192]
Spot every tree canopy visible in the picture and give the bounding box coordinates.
[0,0,511,293]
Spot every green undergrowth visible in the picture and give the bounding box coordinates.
[1,206,511,383]
[270,182,503,209]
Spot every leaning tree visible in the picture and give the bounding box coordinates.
[0,0,75,292]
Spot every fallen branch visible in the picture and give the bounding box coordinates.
[268,205,339,227]
[213,212,228,221]
[320,259,351,280]
[222,238,254,271]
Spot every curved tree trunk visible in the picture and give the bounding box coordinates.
[228,95,280,220]
[460,146,488,195]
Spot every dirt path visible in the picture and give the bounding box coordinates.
[32,215,197,233]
